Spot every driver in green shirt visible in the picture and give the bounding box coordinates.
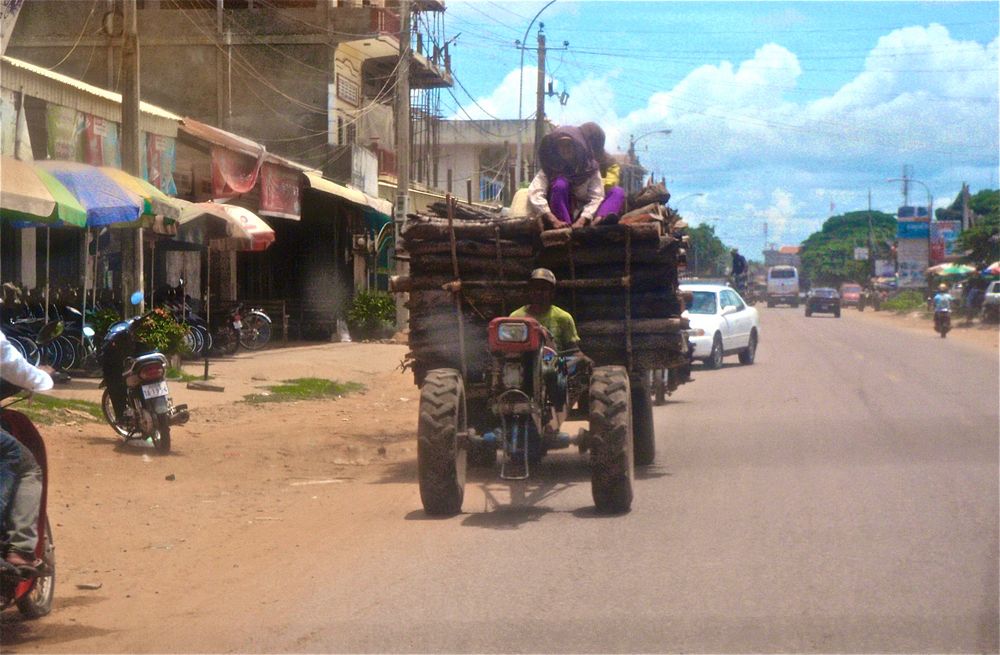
[510,268,581,352]
[511,268,590,432]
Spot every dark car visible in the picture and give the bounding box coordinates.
[805,287,841,317]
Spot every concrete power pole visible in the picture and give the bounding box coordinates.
[121,0,143,316]
[393,0,411,329]
[533,26,546,169]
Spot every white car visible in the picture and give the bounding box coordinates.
[680,283,760,368]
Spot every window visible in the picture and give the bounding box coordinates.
[721,290,743,311]
[687,291,717,315]
[769,268,796,279]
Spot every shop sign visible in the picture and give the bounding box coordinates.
[260,162,301,219]
[143,133,177,195]
[929,220,961,264]
[82,114,121,167]
[46,103,83,161]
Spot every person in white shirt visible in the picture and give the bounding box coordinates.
[527,125,604,230]
[1,330,53,569]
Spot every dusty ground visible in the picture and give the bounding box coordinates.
[2,342,419,652]
[848,305,999,351]
[1,321,996,651]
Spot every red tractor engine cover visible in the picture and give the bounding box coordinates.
[488,316,544,353]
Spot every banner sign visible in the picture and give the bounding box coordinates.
[143,133,177,195]
[211,146,263,197]
[260,162,301,219]
[897,239,929,288]
[875,259,895,277]
[897,220,929,239]
[853,247,869,261]
[82,114,121,167]
[930,220,961,264]
[46,104,83,161]
[0,88,15,156]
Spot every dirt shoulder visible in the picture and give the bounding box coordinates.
[849,306,998,352]
[2,342,420,652]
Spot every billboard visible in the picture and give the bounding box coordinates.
[930,220,962,264]
[897,239,929,288]
[875,259,895,277]
[897,220,930,239]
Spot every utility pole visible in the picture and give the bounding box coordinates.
[867,188,875,278]
[393,0,411,329]
[533,25,546,168]
[121,0,143,317]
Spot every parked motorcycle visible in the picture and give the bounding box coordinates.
[0,382,56,619]
[99,314,190,453]
[934,309,951,338]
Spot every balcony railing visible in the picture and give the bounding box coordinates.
[371,8,401,37]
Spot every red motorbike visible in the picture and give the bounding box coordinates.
[0,384,56,618]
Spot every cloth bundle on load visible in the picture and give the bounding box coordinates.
[392,197,689,383]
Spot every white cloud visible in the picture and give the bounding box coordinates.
[456,23,998,256]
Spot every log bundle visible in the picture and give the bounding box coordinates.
[395,199,689,381]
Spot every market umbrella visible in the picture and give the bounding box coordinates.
[926,263,976,276]
[99,166,183,221]
[35,160,145,226]
[0,156,87,226]
[177,202,275,252]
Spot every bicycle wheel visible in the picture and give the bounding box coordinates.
[39,339,61,368]
[55,335,76,370]
[240,313,272,350]
[18,337,41,366]
[195,325,212,355]
[181,327,199,359]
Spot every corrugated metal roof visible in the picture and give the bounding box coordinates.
[2,56,182,121]
[1,55,181,136]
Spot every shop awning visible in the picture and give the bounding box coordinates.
[303,172,393,220]
[177,201,276,252]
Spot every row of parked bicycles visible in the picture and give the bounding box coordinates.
[1,284,273,372]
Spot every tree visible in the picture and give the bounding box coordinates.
[799,210,896,286]
[953,189,1000,265]
[687,223,729,276]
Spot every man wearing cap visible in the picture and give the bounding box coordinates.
[511,269,591,432]
[1,331,53,570]
[511,268,581,353]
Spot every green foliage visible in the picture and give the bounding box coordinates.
[954,189,1000,265]
[15,394,102,425]
[799,211,897,286]
[347,290,396,339]
[687,223,730,276]
[134,307,188,356]
[91,308,122,342]
[882,290,927,313]
[244,378,365,404]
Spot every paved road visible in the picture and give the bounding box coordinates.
[269,307,999,653]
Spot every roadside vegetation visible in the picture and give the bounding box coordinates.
[9,394,102,425]
[883,290,928,313]
[244,378,364,404]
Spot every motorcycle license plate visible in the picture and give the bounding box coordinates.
[233,320,242,329]
[141,381,169,399]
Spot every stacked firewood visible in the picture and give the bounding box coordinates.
[537,205,690,371]
[392,199,690,382]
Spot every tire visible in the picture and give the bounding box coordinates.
[181,327,199,359]
[706,333,724,369]
[589,366,634,514]
[240,313,272,351]
[195,325,212,355]
[151,413,171,454]
[220,327,239,355]
[834,309,841,318]
[417,369,467,515]
[55,335,76,370]
[17,337,40,367]
[101,388,133,438]
[16,519,54,619]
[739,330,757,365]
[631,377,655,466]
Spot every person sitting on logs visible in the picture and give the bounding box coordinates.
[579,122,626,226]
[527,126,604,231]
[510,268,592,431]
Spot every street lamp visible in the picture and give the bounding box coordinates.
[672,192,705,207]
[627,128,672,162]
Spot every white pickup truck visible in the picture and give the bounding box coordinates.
[982,280,1000,322]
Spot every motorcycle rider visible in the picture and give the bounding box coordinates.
[730,247,748,294]
[510,268,590,430]
[933,282,954,330]
[1,331,53,571]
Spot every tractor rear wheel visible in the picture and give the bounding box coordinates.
[589,366,634,513]
[417,369,467,515]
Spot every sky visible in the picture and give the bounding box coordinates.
[439,1,1000,258]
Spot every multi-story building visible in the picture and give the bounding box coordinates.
[7,0,452,191]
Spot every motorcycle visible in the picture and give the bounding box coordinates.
[934,309,951,338]
[0,381,56,619]
[99,314,190,453]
